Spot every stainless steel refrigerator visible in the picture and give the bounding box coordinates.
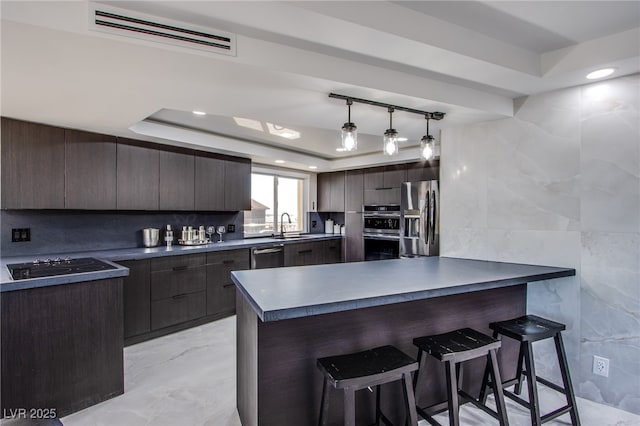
[399,180,439,257]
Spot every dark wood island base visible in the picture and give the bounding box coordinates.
[1,278,124,418]
[237,284,526,426]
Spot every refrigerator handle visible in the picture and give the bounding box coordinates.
[430,190,437,244]
[423,194,430,245]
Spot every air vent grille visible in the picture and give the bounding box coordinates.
[89,4,236,56]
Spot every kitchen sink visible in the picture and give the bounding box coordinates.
[272,234,311,240]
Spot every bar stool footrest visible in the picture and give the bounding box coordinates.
[541,405,573,423]
[459,389,506,422]
[536,376,567,394]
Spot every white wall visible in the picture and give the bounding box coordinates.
[440,74,640,414]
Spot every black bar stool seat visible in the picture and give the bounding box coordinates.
[480,315,580,426]
[413,328,509,426]
[317,345,419,426]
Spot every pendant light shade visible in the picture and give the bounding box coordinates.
[329,93,446,157]
[420,116,435,160]
[383,108,399,156]
[341,99,357,151]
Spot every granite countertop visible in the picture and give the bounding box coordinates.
[231,256,576,322]
[0,234,342,291]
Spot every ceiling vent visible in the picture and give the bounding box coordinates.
[88,4,236,56]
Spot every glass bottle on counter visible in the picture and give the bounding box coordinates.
[165,225,174,247]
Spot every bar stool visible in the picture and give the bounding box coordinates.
[479,315,580,426]
[413,328,509,426]
[317,345,419,426]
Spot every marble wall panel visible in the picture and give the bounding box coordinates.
[440,74,640,414]
[486,89,581,232]
[579,231,640,414]
[487,229,582,378]
[440,124,488,231]
[580,77,640,233]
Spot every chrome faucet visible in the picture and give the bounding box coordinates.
[280,212,291,238]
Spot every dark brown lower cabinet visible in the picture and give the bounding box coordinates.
[285,241,323,266]
[120,259,151,339]
[0,279,124,417]
[206,249,250,316]
[151,292,206,330]
[323,239,343,264]
[120,244,338,345]
[285,239,343,266]
[150,254,206,331]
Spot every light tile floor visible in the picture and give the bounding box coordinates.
[62,317,640,426]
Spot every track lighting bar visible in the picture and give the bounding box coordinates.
[329,93,445,120]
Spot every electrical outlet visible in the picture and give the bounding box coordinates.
[593,355,609,377]
[11,228,31,242]
[227,224,236,233]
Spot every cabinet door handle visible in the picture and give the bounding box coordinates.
[172,265,188,271]
[298,249,313,254]
[375,187,393,190]
[172,293,188,299]
[222,260,235,265]
[223,283,235,288]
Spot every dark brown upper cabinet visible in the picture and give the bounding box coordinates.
[406,160,440,182]
[195,155,225,211]
[65,129,117,209]
[224,159,251,211]
[364,165,407,189]
[363,165,406,205]
[117,139,160,210]
[345,169,364,212]
[159,149,195,211]
[1,118,65,209]
[317,171,345,212]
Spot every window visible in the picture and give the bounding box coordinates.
[244,170,307,237]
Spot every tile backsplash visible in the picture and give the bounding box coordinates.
[1,210,244,257]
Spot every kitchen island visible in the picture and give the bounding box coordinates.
[232,256,575,426]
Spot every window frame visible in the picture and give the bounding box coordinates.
[244,166,310,238]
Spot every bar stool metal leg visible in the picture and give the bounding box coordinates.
[513,343,525,395]
[488,349,510,426]
[344,387,356,426]
[319,377,330,426]
[445,360,460,426]
[554,333,581,426]
[402,372,418,426]
[522,342,542,426]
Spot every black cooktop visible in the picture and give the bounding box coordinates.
[7,257,117,281]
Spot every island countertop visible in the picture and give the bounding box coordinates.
[231,256,576,322]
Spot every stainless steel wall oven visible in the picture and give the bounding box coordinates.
[362,205,400,261]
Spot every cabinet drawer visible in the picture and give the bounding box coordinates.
[151,291,205,330]
[206,249,250,268]
[151,266,205,301]
[150,254,205,273]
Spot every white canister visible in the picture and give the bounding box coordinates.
[333,223,341,234]
[325,219,334,234]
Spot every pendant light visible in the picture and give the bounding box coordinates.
[420,115,435,160]
[340,99,357,151]
[383,107,399,156]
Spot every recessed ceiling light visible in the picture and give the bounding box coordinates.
[336,147,346,152]
[586,68,615,80]
[397,137,408,142]
[275,160,285,164]
[266,123,300,140]
[192,110,206,116]
[308,166,318,170]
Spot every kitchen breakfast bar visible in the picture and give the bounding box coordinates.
[232,256,575,426]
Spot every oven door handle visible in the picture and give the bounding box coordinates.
[363,234,400,241]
